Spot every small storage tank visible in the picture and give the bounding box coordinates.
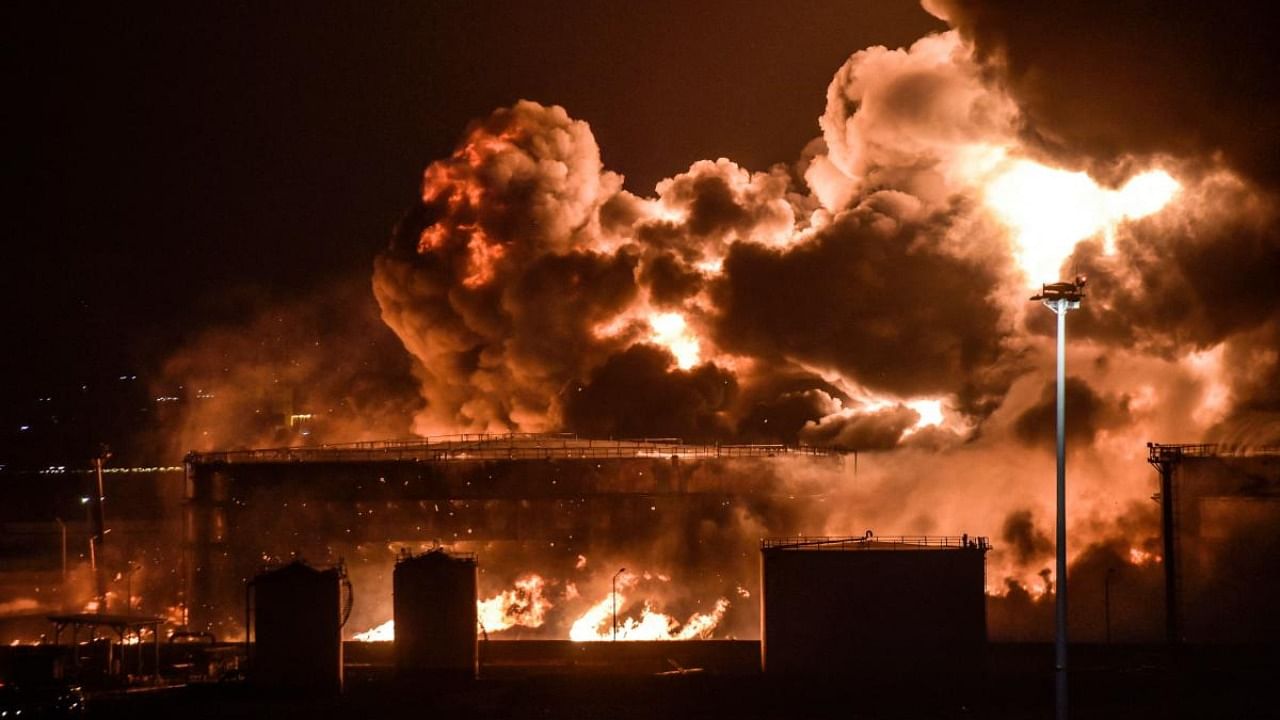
[393,548,477,678]
[762,535,989,677]
[249,561,344,693]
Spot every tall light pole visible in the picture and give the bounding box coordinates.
[612,568,626,641]
[1031,275,1085,720]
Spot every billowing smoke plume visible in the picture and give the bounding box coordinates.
[373,32,1031,444]
[368,11,1279,638]
[923,0,1280,193]
[925,0,1280,444]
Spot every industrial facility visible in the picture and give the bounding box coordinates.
[182,434,843,637]
[3,436,1278,719]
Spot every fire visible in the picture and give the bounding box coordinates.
[984,159,1179,284]
[1129,547,1158,566]
[353,619,394,642]
[354,574,553,641]
[461,230,505,289]
[826,389,952,441]
[165,604,187,628]
[352,570,731,643]
[903,398,945,436]
[477,574,552,634]
[648,312,701,370]
[568,584,730,641]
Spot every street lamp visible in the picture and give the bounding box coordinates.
[612,568,626,641]
[1031,274,1086,720]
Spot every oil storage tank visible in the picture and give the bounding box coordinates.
[248,561,345,693]
[761,535,989,677]
[393,548,478,678]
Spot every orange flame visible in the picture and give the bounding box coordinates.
[477,574,552,634]
[461,230,505,289]
[648,312,701,369]
[983,160,1179,284]
[567,576,730,641]
[353,574,553,641]
[353,619,394,642]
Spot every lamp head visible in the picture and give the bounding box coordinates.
[1030,274,1087,303]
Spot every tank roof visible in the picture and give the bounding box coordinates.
[762,535,990,552]
[396,547,477,566]
[253,560,342,582]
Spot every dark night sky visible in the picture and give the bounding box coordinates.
[5,1,942,395]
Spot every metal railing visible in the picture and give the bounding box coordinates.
[396,548,477,563]
[1147,442,1280,464]
[186,433,842,465]
[762,535,991,551]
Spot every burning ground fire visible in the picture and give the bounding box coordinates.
[568,595,729,642]
[352,570,732,642]
[478,574,552,634]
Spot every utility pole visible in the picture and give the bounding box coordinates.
[1032,276,1085,720]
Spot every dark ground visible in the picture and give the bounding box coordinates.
[56,642,1280,720]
